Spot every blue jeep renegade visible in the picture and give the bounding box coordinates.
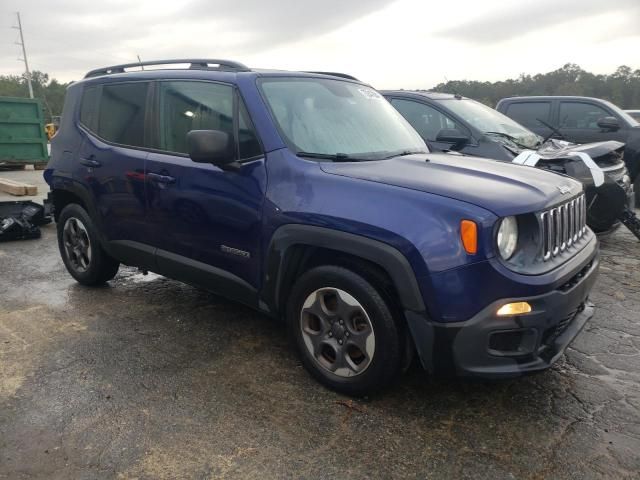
[45,59,598,395]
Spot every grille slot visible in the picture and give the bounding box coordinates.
[539,194,586,261]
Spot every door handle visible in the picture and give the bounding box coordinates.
[147,172,176,184]
[80,156,101,168]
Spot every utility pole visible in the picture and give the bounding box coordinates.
[13,12,34,99]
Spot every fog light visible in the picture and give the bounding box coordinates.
[497,302,532,316]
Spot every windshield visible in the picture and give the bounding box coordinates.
[439,98,542,149]
[259,78,427,160]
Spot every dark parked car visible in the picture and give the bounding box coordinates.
[496,96,640,200]
[383,91,634,234]
[46,60,598,395]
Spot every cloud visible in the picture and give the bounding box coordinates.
[437,0,640,43]
[0,0,396,80]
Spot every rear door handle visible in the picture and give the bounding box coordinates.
[147,172,176,184]
[80,156,101,168]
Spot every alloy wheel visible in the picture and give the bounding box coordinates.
[62,217,92,273]
[300,288,376,377]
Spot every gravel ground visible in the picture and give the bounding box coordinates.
[0,219,639,479]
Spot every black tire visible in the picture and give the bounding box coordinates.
[635,175,640,205]
[286,265,403,396]
[57,203,120,286]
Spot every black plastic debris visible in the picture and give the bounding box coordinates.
[0,200,52,242]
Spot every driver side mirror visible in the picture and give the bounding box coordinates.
[597,116,620,131]
[187,130,239,171]
[435,128,471,150]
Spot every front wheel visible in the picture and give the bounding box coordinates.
[57,203,120,286]
[287,265,403,396]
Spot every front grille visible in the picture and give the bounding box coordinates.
[539,194,587,261]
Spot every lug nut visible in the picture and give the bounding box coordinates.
[338,340,343,345]
[345,332,350,337]
[339,319,344,325]
[329,332,333,337]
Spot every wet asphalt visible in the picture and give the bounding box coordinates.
[1,222,639,479]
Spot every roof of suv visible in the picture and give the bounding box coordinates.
[498,95,612,103]
[82,58,361,83]
[381,90,466,101]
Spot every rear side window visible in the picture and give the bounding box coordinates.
[559,102,610,129]
[159,81,233,154]
[390,98,460,142]
[87,82,149,147]
[505,102,551,129]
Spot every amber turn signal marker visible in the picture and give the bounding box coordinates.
[460,220,478,254]
[497,302,532,317]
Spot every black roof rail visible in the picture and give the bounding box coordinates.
[304,71,360,81]
[84,59,250,78]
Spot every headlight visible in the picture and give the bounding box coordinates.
[497,216,518,260]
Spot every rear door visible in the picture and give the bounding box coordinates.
[557,100,627,144]
[144,80,266,291]
[76,81,151,250]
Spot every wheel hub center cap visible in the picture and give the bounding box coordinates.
[331,322,346,340]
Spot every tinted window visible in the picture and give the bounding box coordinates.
[505,102,550,129]
[559,102,610,129]
[79,85,99,131]
[159,81,233,154]
[238,101,262,159]
[390,98,459,142]
[97,82,148,147]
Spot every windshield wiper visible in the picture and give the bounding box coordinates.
[536,118,566,143]
[483,131,531,149]
[296,151,356,162]
[382,149,429,159]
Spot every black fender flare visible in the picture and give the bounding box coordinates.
[261,224,426,314]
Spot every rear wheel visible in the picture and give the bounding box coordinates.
[57,204,119,285]
[287,265,403,396]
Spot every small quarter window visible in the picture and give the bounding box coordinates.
[238,100,262,159]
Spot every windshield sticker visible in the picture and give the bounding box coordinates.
[358,88,382,100]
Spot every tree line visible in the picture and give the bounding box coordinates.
[0,71,68,123]
[0,63,638,123]
[432,64,640,109]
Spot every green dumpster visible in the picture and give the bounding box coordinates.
[0,96,49,167]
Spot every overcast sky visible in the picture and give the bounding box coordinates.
[1,0,638,88]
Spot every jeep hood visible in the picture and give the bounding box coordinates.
[320,153,581,217]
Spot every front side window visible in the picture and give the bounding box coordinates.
[259,78,426,160]
[97,82,149,147]
[440,98,541,149]
[391,98,460,142]
[505,102,551,129]
[559,102,611,129]
[158,81,234,154]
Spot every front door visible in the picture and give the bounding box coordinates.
[144,80,266,292]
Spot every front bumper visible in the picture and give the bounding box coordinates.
[406,253,599,378]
